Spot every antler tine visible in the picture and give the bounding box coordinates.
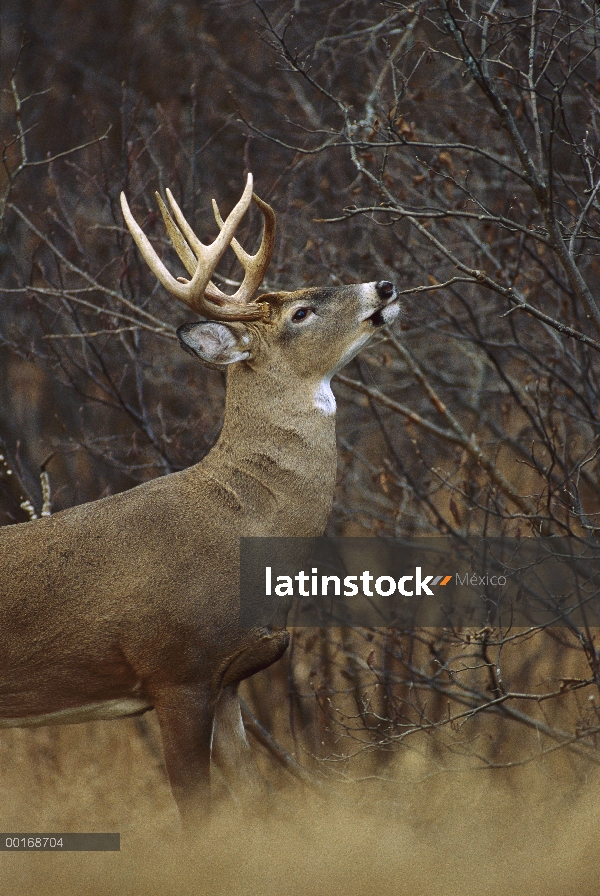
[211,193,276,304]
[120,191,190,301]
[155,192,196,278]
[121,174,268,321]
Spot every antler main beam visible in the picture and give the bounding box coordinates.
[120,173,275,321]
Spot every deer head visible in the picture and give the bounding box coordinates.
[121,175,399,395]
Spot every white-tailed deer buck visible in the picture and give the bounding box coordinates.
[0,173,398,825]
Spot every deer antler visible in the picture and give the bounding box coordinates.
[120,173,275,321]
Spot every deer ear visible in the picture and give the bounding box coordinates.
[176,321,252,369]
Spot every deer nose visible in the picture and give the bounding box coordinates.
[376,281,395,300]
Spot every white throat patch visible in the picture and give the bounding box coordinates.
[314,377,336,416]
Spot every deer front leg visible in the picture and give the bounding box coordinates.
[212,629,290,802]
[212,682,266,802]
[152,683,217,828]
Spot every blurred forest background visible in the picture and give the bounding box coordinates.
[1,0,600,836]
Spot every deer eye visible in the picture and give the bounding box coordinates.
[291,307,311,323]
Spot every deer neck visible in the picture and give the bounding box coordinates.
[198,363,337,530]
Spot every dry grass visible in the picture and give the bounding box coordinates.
[1,711,599,895]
